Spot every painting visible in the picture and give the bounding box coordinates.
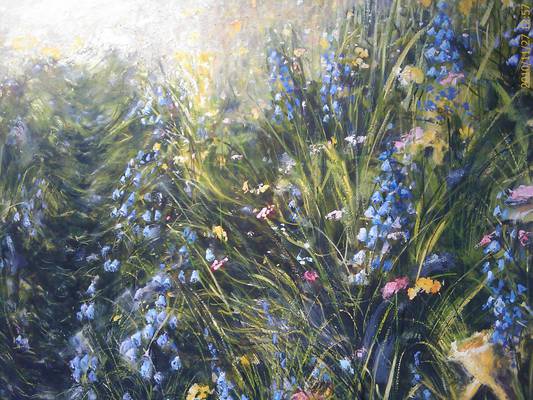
[0,0,531,399]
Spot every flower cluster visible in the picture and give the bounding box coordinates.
[68,333,99,399]
[504,17,532,68]
[119,272,182,386]
[356,148,415,271]
[268,50,299,122]
[478,186,531,348]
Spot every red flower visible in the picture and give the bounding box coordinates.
[476,232,494,248]
[211,257,228,271]
[382,276,409,299]
[303,270,319,283]
[518,230,530,247]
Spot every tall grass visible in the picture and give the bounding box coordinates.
[0,1,531,399]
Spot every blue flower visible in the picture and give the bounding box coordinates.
[339,358,354,374]
[103,259,121,272]
[170,355,182,371]
[140,357,153,380]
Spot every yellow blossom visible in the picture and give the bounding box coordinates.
[399,65,425,85]
[186,384,212,400]
[459,0,476,16]
[212,225,228,242]
[420,0,432,7]
[153,143,161,151]
[293,48,307,58]
[239,355,250,367]
[408,277,442,300]
[459,125,474,140]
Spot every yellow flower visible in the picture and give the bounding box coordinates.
[293,48,307,58]
[399,65,425,85]
[459,0,476,16]
[417,128,447,165]
[319,37,330,50]
[420,0,432,7]
[153,143,161,152]
[41,46,62,59]
[408,277,442,300]
[212,226,228,242]
[239,355,251,367]
[186,384,212,400]
[229,20,242,34]
[407,287,420,300]
[242,180,250,193]
[355,47,369,59]
[459,125,474,140]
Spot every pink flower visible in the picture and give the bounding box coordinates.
[325,210,343,220]
[303,270,319,283]
[476,232,495,248]
[291,391,310,400]
[382,276,409,299]
[439,72,465,86]
[211,257,228,271]
[518,230,530,247]
[509,185,533,203]
[355,347,367,359]
[394,127,423,150]
[256,205,276,220]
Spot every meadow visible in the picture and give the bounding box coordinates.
[0,0,532,399]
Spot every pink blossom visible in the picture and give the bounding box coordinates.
[477,232,495,248]
[355,347,367,359]
[211,257,228,271]
[439,72,465,86]
[325,209,343,220]
[509,185,533,203]
[382,276,409,299]
[256,205,276,220]
[518,230,530,247]
[303,270,319,283]
[394,127,423,150]
[291,391,310,400]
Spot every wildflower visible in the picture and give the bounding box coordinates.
[398,65,425,86]
[439,71,465,86]
[518,230,530,246]
[190,270,200,283]
[357,227,367,242]
[186,383,212,400]
[212,225,228,242]
[303,270,319,283]
[507,185,533,205]
[169,355,182,371]
[103,259,121,272]
[339,358,354,374]
[140,356,153,380]
[291,391,311,400]
[183,227,198,244]
[325,209,343,220]
[459,125,474,140]
[355,347,367,359]
[205,248,215,262]
[14,335,29,351]
[408,277,442,300]
[256,205,276,220]
[382,276,409,299]
[476,232,494,247]
[351,269,370,286]
[211,257,229,271]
